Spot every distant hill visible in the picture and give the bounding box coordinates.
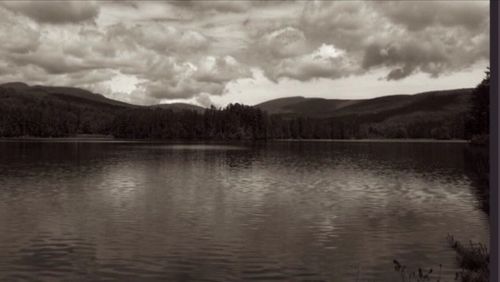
[257,96,362,118]
[0,82,203,137]
[152,103,205,113]
[0,82,207,112]
[255,89,473,139]
[0,82,135,109]
[255,88,472,120]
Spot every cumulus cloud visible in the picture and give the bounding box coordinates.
[2,1,99,24]
[373,1,489,32]
[269,44,356,81]
[0,1,490,104]
[361,23,489,80]
[171,1,252,14]
[140,79,223,100]
[256,27,309,58]
[362,40,449,80]
[300,1,378,51]
[0,8,40,54]
[108,23,210,55]
[194,56,252,83]
[65,69,116,86]
[136,55,251,101]
[195,93,213,107]
[4,25,135,75]
[294,0,489,81]
[10,52,96,75]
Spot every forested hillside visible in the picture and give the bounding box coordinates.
[0,82,478,140]
[256,89,471,119]
[0,83,130,137]
[256,89,472,139]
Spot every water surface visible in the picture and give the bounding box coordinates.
[0,140,489,281]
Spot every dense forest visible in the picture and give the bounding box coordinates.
[110,106,466,140]
[465,69,490,142]
[0,72,489,140]
[0,84,122,137]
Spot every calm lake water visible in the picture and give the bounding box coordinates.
[0,140,489,281]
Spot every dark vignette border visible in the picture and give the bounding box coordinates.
[490,1,498,281]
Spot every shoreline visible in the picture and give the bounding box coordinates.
[274,138,469,143]
[0,136,469,144]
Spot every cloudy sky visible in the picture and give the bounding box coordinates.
[0,1,489,107]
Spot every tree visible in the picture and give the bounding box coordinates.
[466,68,490,140]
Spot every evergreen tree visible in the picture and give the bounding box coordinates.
[466,68,490,140]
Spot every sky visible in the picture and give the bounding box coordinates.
[0,0,490,107]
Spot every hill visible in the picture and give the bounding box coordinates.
[257,96,359,118]
[255,89,472,119]
[0,82,199,137]
[152,103,205,113]
[257,89,472,139]
[0,82,135,109]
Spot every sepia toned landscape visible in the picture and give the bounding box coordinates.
[0,1,491,281]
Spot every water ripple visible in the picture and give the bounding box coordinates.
[0,141,489,281]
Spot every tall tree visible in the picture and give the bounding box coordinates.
[466,68,490,140]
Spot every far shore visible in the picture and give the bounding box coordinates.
[0,135,469,144]
[0,134,113,139]
[275,138,469,143]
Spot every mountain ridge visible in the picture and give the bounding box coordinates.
[1,82,473,114]
[0,82,206,112]
[254,88,472,119]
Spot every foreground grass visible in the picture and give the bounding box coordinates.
[393,260,438,282]
[393,235,489,282]
[447,235,489,282]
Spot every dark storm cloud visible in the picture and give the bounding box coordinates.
[2,1,99,24]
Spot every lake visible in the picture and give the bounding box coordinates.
[0,140,489,281]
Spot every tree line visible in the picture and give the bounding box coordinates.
[464,68,490,142]
[0,70,489,140]
[0,100,470,140]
